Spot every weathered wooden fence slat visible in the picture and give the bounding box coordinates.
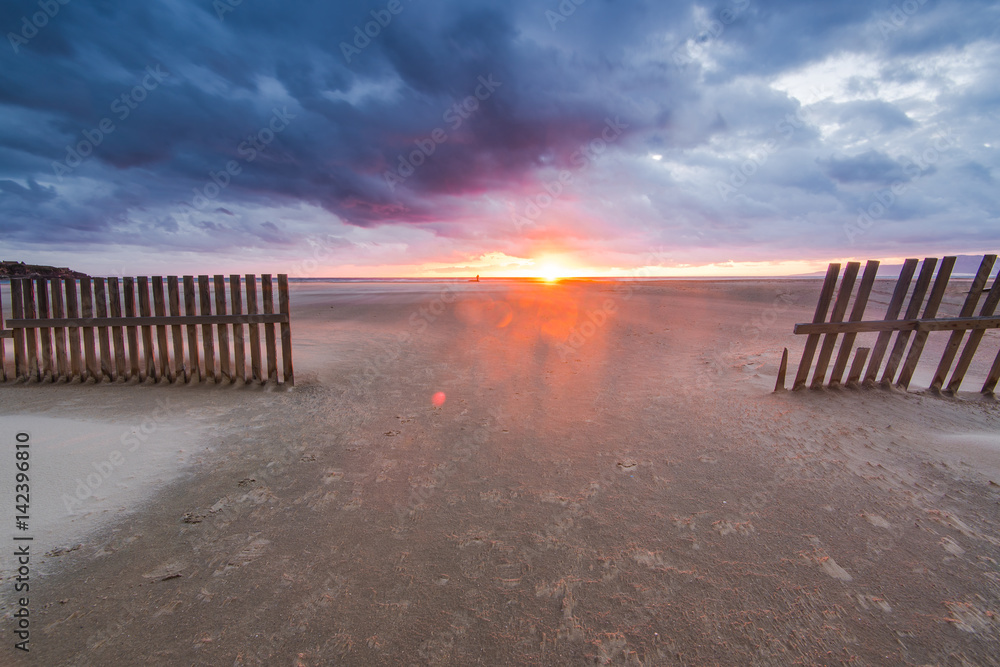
[847,347,870,385]
[64,278,82,378]
[123,277,141,380]
[782,255,1000,395]
[246,274,263,383]
[792,263,841,390]
[1,274,293,386]
[138,277,157,381]
[881,258,937,385]
[230,274,246,383]
[895,256,956,389]
[829,260,880,387]
[197,276,215,382]
[279,274,294,386]
[863,258,918,384]
[11,280,27,379]
[94,278,114,381]
[167,276,185,382]
[0,284,6,381]
[35,277,54,380]
[946,269,1000,394]
[262,274,278,383]
[108,277,127,380]
[152,277,172,382]
[50,278,68,378]
[810,261,860,388]
[214,275,231,382]
[930,255,996,391]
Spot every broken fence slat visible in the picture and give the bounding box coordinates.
[829,260,880,387]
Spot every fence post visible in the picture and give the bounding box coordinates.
[279,274,294,386]
[35,278,54,381]
[948,270,1000,394]
[880,258,937,385]
[123,277,141,380]
[50,277,68,380]
[0,282,6,382]
[930,255,995,392]
[214,275,231,382]
[79,277,100,381]
[829,260,879,387]
[246,275,262,383]
[810,262,860,388]
[107,278,128,380]
[152,277,172,382]
[262,274,278,383]
[64,278,82,378]
[198,275,215,382]
[168,276,185,382]
[94,278,114,381]
[864,258,918,383]
[896,256,956,389]
[138,277,158,381]
[183,276,201,383]
[10,280,26,380]
[793,264,840,389]
[230,275,246,384]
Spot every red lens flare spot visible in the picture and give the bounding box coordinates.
[432,391,446,407]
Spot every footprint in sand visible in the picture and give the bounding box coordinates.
[213,537,270,576]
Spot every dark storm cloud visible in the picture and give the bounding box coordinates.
[819,150,912,185]
[0,0,998,271]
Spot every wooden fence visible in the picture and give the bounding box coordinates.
[0,274,293,386]
[776,255,1000,395]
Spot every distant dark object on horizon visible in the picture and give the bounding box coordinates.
[0,261,88,279]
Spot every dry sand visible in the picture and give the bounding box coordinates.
[1,278,999,666]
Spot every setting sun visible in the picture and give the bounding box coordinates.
[540,264,562,282]
[534,256,576,281]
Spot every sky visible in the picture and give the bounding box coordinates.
[0,0,998,278]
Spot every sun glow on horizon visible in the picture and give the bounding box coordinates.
[540,264,561,282]
[534,258,576,282]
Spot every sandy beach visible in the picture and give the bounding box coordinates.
[2,278,999,666]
